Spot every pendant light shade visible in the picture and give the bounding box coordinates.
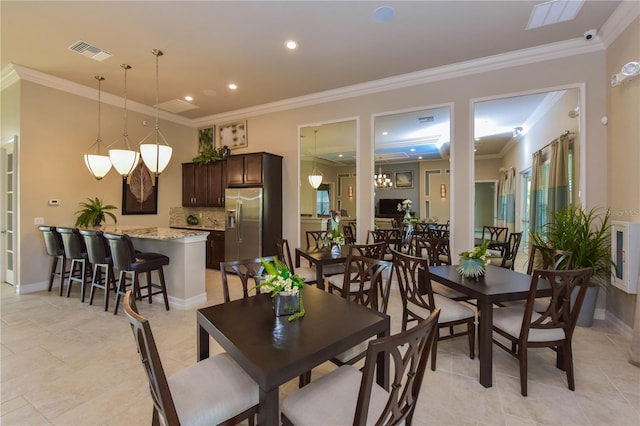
[109,64,140,177]
[308,129,323,189]
[84,75,112,180]
[139,49,172,175]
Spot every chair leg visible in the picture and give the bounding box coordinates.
[563,342,575,391]
[47,256,58,292]
[66,260,78,298]
[519,344,528,397]
[430,328,440,371]
[113,271,128,315]
[158,267,169,311]
[146,271,153,304]
[467,320,475,360]
[58,257,67,296]
[88,264,98,306]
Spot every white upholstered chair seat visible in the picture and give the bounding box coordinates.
[282,365,399,426]
[409,294,475,324]
[294,265,318,283]
[333,338,372,363]
[327,272,371,293]
[430,281,468,300]
[167,352,259,425]
[492,306,566,342]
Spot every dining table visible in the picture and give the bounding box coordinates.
[197,285,390,425]
[427,264,551,388]
[295,245,350,290]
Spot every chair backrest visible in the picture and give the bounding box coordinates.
[305,230,327,249]
[220,256,275,302]
[425,237,451,266]
[39,225,65,257]
[526,244,574,275]
[340,255,393,314]
[501,231,523,268]
[428,224,450,239]
[103,233,137,271]
[276,238,295,272]
[79,229,110,265]
[123,290,179,426]
[367,229,401,254]
[57,227,86,259]
[482,225,509,242]
[355,308,440,426]
[392,249,436,313]
[412,222,430,237]
[342,223,355,244]
[521,268,593,339]
[348,242,386,259]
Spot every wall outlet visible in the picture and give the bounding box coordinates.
[48,199,61,206]
[34,217,45,225]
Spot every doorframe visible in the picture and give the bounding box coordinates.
[1,135,17,286]
[474,179,498,238]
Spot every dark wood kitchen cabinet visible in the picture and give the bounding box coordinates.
[207,161,226,207]
[207,230,225,269]
[182,163,209,206]
[226,153,279,187]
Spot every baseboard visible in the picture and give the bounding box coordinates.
[154,292,208,310]
[17,280,51,294]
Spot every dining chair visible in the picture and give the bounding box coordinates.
[220,256,275,302]
[481,225,509,242]
[492,267,593,396]
[104,233,170,314]
[366,228,401,261]
[79,229,116,311]
[342,223,356,244]
[526,244,574,274]
[327,242,386,295]
[488,231,523,270]
[276,238,317,285]
[392,249,476,371]
[428,223,450,239]
[122,291,259,426]
[38,226,68,295]
[305,230,327,249]
[57,227,92,302]
[281,308,440,426]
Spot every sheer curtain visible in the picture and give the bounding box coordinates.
[496,167,516,234]
[548,133,572,214]
[529,150,543,236]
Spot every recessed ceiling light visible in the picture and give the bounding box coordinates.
[228,83,238,90]
[418,156,423,160]
[184,96,193,102]
[410,148,416,152]
[373,6,395,23]
[285,40,298,50]
[338,154,343,158]
[382,131,388,136]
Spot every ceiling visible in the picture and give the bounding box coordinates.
[1,0,622,121]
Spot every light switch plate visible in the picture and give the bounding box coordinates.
[34,217,45,225]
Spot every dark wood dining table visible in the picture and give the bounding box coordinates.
[197,285,390,425]
[295,245,350,290]
[427,264,550,388]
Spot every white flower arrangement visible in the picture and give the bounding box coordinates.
[397,199,412,212]
[256,258,304,296]
[322,229,346,246]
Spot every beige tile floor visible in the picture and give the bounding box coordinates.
[1,268,639,426]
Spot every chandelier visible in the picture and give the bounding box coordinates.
[374,166,392,189]
[139,49,172,176]
[308,130,323,189]
[84,75,113,180]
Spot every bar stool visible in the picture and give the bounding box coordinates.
[79,230,116,311]
[103,233,170,314]
[57,227,91,302]
[38,226,68,295]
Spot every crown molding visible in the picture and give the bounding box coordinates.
[600,0,640,48]
[1,65,20,91]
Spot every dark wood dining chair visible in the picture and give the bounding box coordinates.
[489,231,523,270]
[220,256,275,302]
[492,267,593,396]
[122,291,259,426]
[482,225,509,242]
[282,308,440,426]
[38,226,68,295]
[526,244,574,274]
[392,249,475,371]
[342,223,356,244]
[276,239,317,285]
[327,242,386,295]
[305,230,328,249]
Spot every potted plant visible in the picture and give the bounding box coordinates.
[192,146,224,165]
[75,197,118,227]
[530,205,615,326]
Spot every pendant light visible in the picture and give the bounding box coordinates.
[308,129,323,189]
[109,64,140,178]
[84,76,112,180]
[139,49,172,175]
[374,166,392,189]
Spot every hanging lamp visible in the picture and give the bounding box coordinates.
[84,75,113,180]
[109,64,140,178]
[374,166,392,189]
[308,130,323,189]
[139,49,172,175]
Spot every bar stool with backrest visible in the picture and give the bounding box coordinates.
[104,233,170,314]
[79,229,116,311]
[39,226,68,295]
[57,227,92,302]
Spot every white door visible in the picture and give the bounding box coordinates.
[1,136,16,285]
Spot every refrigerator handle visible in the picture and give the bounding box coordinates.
[236,200,242,243]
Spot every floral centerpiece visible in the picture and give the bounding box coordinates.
[256,258,305,321]
[397,199,413,221]
[457,240,490,279]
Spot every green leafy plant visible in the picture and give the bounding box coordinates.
[192,147,224,165]
[530,205,614,287]
[74,197,118,227]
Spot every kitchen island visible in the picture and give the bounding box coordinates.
[100,226,208,310]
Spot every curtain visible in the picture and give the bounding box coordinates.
[548,133,572,214]
[496,167,516,234]
[529,150,543,237]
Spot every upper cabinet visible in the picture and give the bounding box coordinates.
[182,161,226,207]
[227,152,279,186]
[208,161,226,207]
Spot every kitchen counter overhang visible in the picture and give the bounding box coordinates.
[100,226,208,310]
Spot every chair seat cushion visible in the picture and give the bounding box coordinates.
[282,365,394,426]
[295,266,317,283]
[430,281,468,300]
[168,352,259,425]
[328,273,372,293]
[322,263,347,276]
[492,306,566,342]
[487,249,503,257]
[408,294,475,324]
[131,252,170,272]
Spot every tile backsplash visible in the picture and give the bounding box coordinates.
[169,207,226,229]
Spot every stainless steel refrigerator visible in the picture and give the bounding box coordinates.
[225,187,263,261]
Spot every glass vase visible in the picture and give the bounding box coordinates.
[331,243,341,257]
[273,292,300,316]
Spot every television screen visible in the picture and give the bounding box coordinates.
[378,198,404,216]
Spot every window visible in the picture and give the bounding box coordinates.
[316,184,330,215]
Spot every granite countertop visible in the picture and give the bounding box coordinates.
[170,225,225,232]
[99,226,209,240]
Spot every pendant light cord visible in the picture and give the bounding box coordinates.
[95,75,104,152]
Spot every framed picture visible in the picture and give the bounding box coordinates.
[198,126,215,151]
[394,171,414,189]
[122,162,159,215]
[218,120,247,149]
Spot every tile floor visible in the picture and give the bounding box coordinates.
[1,268,639,425]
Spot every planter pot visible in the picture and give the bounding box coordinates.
[572,282,600,327]
[273,292,300,316]
[331,244,341,257]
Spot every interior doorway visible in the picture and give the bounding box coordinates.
[474,181,496,238]
[1,136,16,285]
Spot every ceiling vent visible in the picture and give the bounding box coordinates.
[155,99,199,114]
[417,116,434,123]
[68,40,113,62]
